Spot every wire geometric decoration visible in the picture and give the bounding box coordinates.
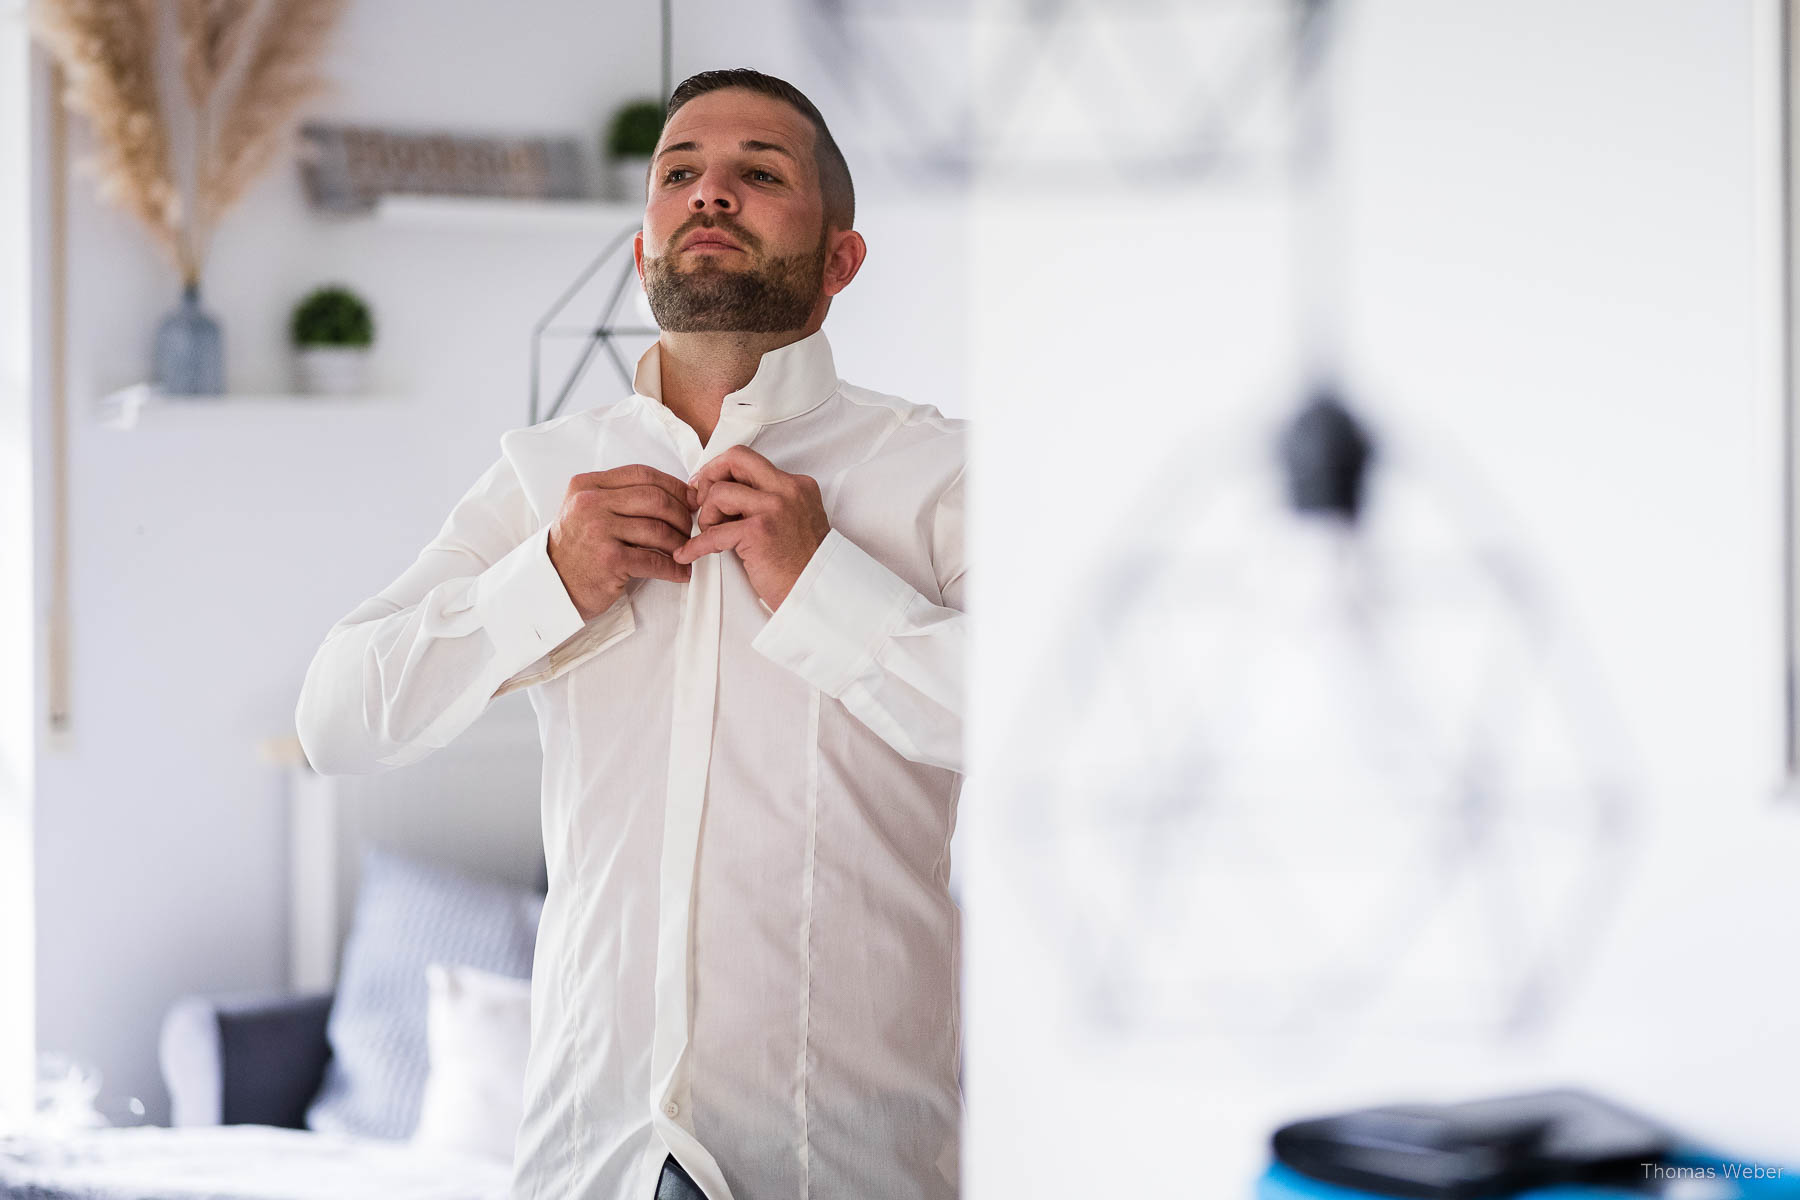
[528,224,659,426]
[528,0,671,425]
[802,0,1328,187]
[989,406,1639,1049]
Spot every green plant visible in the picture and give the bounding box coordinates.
[605,98,665,160]
[290,285,373,348]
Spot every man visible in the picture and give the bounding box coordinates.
[294,68,966,1200]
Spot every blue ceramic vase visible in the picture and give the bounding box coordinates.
[152,282,224,395]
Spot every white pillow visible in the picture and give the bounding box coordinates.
[411,962,534,1162]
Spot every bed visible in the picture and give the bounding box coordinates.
[0,692,550,1200]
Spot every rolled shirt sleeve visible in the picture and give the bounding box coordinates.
[294,452,625,775]
[750,462,966,773]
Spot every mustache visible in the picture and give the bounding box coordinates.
[671,214,759,253]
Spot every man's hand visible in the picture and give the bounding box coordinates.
[673,446,830,610]
[548,465,696,621]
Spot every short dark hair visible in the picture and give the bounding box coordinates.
[663,68,855,232]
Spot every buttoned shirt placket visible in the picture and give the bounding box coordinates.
[636,399,761,1200]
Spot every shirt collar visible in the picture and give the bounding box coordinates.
[631,329,840,427]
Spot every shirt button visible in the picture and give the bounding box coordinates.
[664,1101,680,1118]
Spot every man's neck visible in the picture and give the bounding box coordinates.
[657,325,818,446]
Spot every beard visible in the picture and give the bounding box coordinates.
[642,223,827,333]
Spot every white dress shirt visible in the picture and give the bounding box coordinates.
[294,328,967,1200]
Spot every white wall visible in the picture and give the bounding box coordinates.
[25,0,967,1125]
[966,0,1800,1196]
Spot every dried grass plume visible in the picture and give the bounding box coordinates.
[29,0,185,276]
[198,0,345,254]
[31,0,348,286]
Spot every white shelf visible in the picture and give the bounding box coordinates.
[98,383,407,430]
[369,194,643,232]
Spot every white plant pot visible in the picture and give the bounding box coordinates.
[294,345,370,396]
[607,155,654,203]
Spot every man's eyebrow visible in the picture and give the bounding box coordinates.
[739,139,797,162]
[655,138,798,163]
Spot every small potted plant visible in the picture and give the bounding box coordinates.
[291,284,374,396]
[604,98,664,202]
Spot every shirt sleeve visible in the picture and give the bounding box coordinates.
[294,450,634,775]
[750,461,966,773]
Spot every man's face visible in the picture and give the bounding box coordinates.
[636,89,830,333]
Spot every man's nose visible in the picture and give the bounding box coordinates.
[688,170,738,213]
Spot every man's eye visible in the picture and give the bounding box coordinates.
[663,168,691,183]
[749,169,779,183]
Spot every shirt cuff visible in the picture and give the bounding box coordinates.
[473,523,589,670]
[750,528,918,696]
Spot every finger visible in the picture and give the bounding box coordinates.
[697,480,773,528]
[688,445,785,495]
[608,483,696,532]
[672,521,745,565]
[573,465,692,509]
[609,516,688,556]
[620,545,691,583]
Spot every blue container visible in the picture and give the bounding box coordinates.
[152,282,224,396]
[1258,1152,1800,1199]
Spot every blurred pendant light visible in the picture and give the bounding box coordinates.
[1280,0,1373,526]
[984,0,1640,1046]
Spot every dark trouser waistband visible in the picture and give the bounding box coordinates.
[656,1153,709,1200]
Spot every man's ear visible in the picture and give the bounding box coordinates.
[633,230,646,283]
[823,229,867,298]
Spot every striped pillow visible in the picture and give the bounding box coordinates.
[304,847,544,1140]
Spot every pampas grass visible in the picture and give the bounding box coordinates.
[196,0,345,260]
[29,0,185,275]
[30,0,347,285]
[178,0,253,107]
[175,0,253,272]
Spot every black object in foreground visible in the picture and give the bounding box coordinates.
[1270,1088,1676,1199]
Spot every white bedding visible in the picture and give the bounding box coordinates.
[0,1123,512,1200]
